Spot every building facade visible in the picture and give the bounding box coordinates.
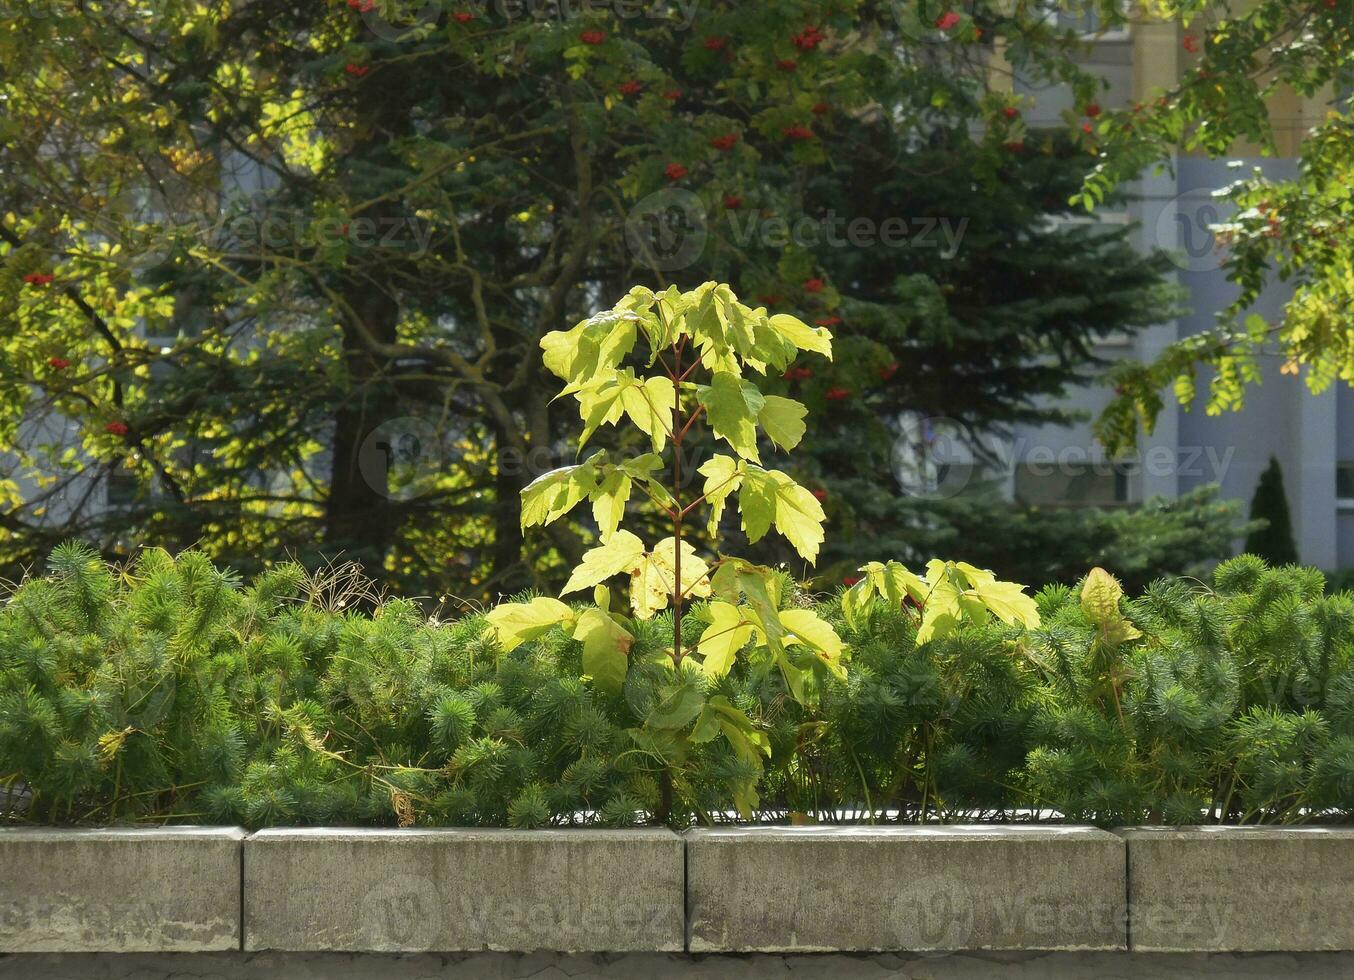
[990,15,1344,569]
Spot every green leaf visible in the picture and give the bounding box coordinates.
[709,559,739,602]
[697,454,744,536]
[738,466,826,563]
[646,680,706,730]
[1080,567,1139,642]
[970,578,1040,630]
[733,563,812,703]
[735,564,786,656]
[622,375,676,453]
[781,608,847,679]
[541,309,640,388]
[697,601,754,677]
[1080,566,1125,627]
[758,395,807,452]
[767,313,832,360]
[561,530,646,595]
[916,561,964,644]
[590,469,632,543]
[630,536,712,619]
[573,607,633,696]
[698,371,765,462]
[484,597,575,653]
[520,452,603,529]
[575,370,642,447]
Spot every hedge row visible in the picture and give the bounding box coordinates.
[2,544,1352,827]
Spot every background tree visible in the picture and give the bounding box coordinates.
[1077,0,1354,449]
[0,0,1238,599]
[1244,457,1299,567]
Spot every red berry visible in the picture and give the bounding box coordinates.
[709,133,739,152]
[664,162,689,181]
[879,362,899,381]
[1182,34,1199,52]
[703,35,729,51]
[23,273,54,286]
[824,387,852,402]
[104,421,130,437]
[723,195,743,209]
[662,89,682,101]
[344,63,370,77]
[452,11,474,23]
[580,30,607,45]
[935,11,961,30]
[792,26,825,51]
[619,80,643,96]
[843,575,861,587]
[782,124,814,140]
[1085,103,1101,118]
[803,278,824,293]
[1002,106,1020,119]
[812,102,831,115]
[776,58,798,72]
[48,357,71,370]
[815,315,842,327]
[812,489,828,502]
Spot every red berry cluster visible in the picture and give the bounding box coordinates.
[792,25,825,51]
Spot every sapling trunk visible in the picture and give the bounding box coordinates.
[671,336,685,666]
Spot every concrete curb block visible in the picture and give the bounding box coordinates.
[242,828,685,952]
[684,825,1127,952]
[5,825,1353,954]
[0,827,245,952]
[1117,826,1354,951]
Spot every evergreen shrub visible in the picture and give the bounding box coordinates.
[3,545,1353,827]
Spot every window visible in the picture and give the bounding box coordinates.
[1014,461,1133,508]
[1337,462,1354,505]
[1041,1,1132,40]
[104,462,144,509]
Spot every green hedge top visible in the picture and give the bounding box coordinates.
[2,544,1353,827]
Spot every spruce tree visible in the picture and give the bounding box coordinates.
[1244,457,1299,566]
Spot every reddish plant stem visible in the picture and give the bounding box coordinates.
[671,337,685,665]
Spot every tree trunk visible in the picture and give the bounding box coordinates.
[324,282,400,573]
[487,418,528,595]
